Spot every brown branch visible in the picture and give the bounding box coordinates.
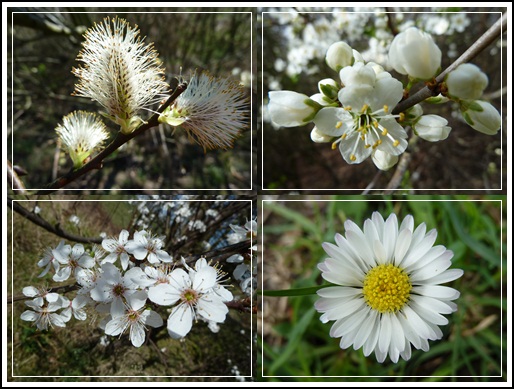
[385,8,399,36]
[7,160,26,193]
[182,239,252,265]
[8,283,79,304]
[383,134,419,194]
[392,16,506,114]
[35,82,188,194]
[8,198,103,244]
[226,297,253,313]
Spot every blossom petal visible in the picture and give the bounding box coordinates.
[197,296,229,323]
[167,304,193,338]
[130,322,146,347]
[148,283,180,306]
[105,316,127,336]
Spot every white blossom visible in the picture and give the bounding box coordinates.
[72,16,168,134]
[388,27,442,80]
[55,111,109,169]
[159,71,248,150]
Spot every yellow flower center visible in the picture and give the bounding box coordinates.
[362,264,411,313]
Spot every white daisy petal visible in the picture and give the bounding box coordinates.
[378,313,392,353]
[316,212,462,363]
[316,286,362,298]
[419,268,464,285]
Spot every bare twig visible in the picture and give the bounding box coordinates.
[7,160,26,193]
[225,297,253,313]
[35,82,188,194]
[8,283,79,304]
[392,16,506,114]
[182,239,252,265]
[361,170,383,195]
[385,8,399,36]
[383,134,419,194]
[8,198,103,244]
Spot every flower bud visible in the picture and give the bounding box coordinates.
[318,78,339,100]
[445,63,488,100]
[461,100,501,135]
[310,93,333,106]
[325,41,353,72]
[414,114,451,142]
[268,91,322,127]
[339,62,376,87]
[372,149,398,171]
[388,27,442,80]
[310,127,333,143]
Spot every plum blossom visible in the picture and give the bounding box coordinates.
[52,243,95,282]
[125,230,172,264]
[102,229,131,270]
[104,291,163,347]
[148,259,232,338]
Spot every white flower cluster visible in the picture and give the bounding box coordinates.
[227,219,257,296]
[268,25,501,170]
[20,230,233,347]
[264,9,471,81]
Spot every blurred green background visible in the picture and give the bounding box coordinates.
[259,195,506,381]
[8,8,254,191]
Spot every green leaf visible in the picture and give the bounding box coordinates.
[267,307,317,375]
[261,286,325,297]
[263,202,321,240]
[442,202,499,266]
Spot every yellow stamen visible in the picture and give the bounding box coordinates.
[361,104,369,113]
[365,144,371,149]
[335,121,342,129]
[331,142,338,150]
[399,112,405,122]
[382,128,388,136]
[344,106,352,111]
[383,105,389,113]
[350,154,357,161]
[362,264,412,313]
[393,140,400,147]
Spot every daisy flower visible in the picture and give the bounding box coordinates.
[315,212,463,363]
[72,16,169,134]
[55,111,109,169]
[104,290,163,347]
[159,71,248,150]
